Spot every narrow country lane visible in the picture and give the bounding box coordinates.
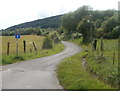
[0,41,82,89]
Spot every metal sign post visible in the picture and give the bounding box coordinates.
[16,38,18,56]
[15,34,20,56]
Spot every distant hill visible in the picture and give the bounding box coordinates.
[5,15,63,31]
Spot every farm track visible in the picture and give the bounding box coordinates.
[0,41,82,89]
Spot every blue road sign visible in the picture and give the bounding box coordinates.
[15,34,20,39]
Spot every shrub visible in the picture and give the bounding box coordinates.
[71,33,82,39]
[109,26,120,39]
[37,30,42,36]
[42,36,53,49]
[51,33,61,44]
[13,56,24,60]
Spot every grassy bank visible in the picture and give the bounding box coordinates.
[72,39,118,88]
[1,43,64,65]
[57,38,118,89]
[57,52,113,89]
[86,39,118,88]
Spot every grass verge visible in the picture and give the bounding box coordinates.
[1,43,64,65]
[57,52,113,89]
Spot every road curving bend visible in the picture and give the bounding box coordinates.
[1,41,82,89]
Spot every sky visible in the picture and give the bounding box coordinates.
[0,0,119,30]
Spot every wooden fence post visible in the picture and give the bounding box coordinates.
[7,42,10,55]
[30,48,32,52]
[23,40,26,53]
[113,52,115,65]
[118,37,120,89]
[32,42,37,51]
[100,37,104,57]
[118,37,120,64]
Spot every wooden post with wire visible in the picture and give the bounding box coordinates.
[118,36,120,89]
[113,52,115,65]
[100,37,104,57]
[32,42,37,51]
[23,40,26,53]
[7,42,10,55]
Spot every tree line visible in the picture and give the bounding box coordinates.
[1,27,55,36]
[61,5,120,44]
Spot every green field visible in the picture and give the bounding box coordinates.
[85,39,118,87]
[57,38,118,89]
[1,35,64,65]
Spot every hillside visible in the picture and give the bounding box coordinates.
[5,15,63,31]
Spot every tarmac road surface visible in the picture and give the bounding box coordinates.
[1,41,82,89]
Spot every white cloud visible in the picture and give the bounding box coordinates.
[0,0,119,30]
